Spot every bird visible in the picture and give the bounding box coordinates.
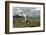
[16,8,27,21]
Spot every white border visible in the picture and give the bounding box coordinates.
[9,3,43,32]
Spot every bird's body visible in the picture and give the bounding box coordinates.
[18,12,27,21]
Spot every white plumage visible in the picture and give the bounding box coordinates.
[17,8,27,21]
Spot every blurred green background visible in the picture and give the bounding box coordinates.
[13,15,40,28]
